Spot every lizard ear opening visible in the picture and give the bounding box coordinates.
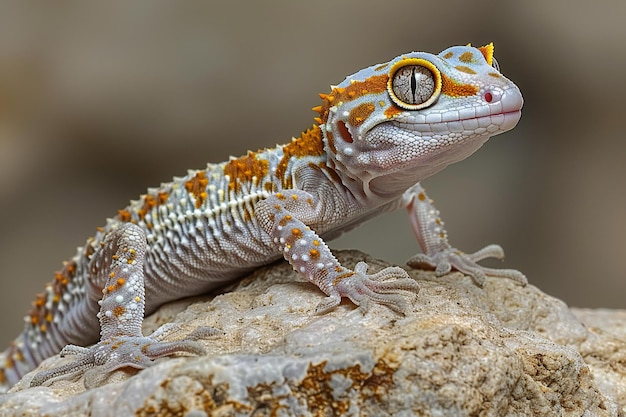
[337,121,353,143]
[387,58,442,110]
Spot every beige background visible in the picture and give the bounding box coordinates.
[0,1,624,347]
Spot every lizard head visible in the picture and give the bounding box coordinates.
[315,43,523,201]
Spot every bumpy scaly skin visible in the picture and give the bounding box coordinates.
[29,223,215,388]
[1,43,526,390]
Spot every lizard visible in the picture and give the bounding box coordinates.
[0,43,526,391]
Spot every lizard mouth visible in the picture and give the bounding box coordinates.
[391,110,521,136]
[390,87,523,134]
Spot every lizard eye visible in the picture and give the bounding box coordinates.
[387,58,442,110]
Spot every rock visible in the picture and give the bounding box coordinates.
[1,250,625,416]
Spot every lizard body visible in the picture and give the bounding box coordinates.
[0,43,525,390]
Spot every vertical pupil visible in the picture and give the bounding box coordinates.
[410,67,417,103]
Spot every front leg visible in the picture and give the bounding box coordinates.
[403,183,527,286]
[256,190,419,314]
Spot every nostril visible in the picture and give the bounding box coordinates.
[484,92,493,103]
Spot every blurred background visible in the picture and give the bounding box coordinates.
[0,1,624,347]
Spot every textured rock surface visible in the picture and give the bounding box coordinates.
[1,250,625,416]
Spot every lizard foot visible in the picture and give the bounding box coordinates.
[316,262,420,315]
[30,326,218,389]
[30,223,219,389]
[407,244,527,287]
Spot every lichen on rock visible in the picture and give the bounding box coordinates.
[1,250,624,416]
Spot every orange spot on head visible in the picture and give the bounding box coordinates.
[455,65,476,74]
[441,73,479,97]
[384,105,403,119]
[443,51,454,59]
[348,102,376,127]
[309,249,320,259]
[117,278,126,286]
[318,74,388,125]
[458,51,474,63]
[292,228,303,238]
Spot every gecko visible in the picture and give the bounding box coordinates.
[0,43,526,391]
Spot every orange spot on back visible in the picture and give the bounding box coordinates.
[137,191,168,221]
[443,51,454,59]
[185,171,209,208]
[117,209,132,223]
[223,151,269,193]
[276,125,325,186]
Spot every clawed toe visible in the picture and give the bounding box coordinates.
[330,263,419,314]
[407,246,527,287]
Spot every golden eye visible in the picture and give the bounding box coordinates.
[387,58,442,110]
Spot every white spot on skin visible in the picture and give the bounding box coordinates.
[115,295,124,303]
